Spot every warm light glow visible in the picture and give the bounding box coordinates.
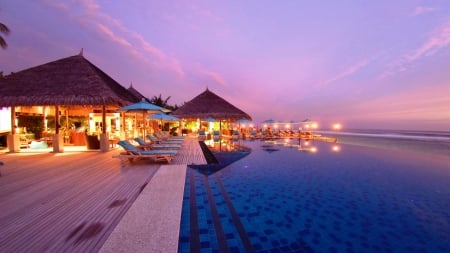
[305,124,310,129]
[274,124,279,129]
[263,124,267,128]
[332,123,342,130]
[304,141,309,146]
[332,145,340,152]
[250,124,254,128]
[311,147,317,152]
[0,107,12,132]
[312,123,318,129]
[285,124,290,129]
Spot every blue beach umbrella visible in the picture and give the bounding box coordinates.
[118,100,168,136]
[118,100,168,113]
[262,119,277,124]
[148,112,179,121]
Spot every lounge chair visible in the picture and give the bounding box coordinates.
[198,130,206,141]
[114,140,177,164]
[146,135,184,144]
[155,132,184,140]
[135,137,181,150]
[133,137,152,149]
[232,130,240,139]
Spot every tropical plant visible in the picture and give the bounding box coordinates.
[150,94,179,111]
[0,22,10,49]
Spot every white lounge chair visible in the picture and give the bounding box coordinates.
[114,140,177,164]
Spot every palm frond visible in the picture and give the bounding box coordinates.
[0,23,10,35]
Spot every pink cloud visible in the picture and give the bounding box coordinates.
[44,0,186,78]
[406,20,450,61]
[96,23,132,47]
[77,0,100,12]
[131,33,185,77]
[321,58,372,86]
[381,20,450,78]
[167,57,185,77]
[43,0,69,11]
[205,71,227,86]
[132,33,166,60]
[348,83,450,121]
[412,6,435,16]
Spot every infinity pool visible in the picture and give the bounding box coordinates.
[178,139,450,253]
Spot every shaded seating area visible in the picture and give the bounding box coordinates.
[115,140,178,165]
[0,52,143,153]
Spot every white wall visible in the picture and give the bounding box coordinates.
[0,107,11,133]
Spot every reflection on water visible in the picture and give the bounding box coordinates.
[204,138,246,152]
[260,137,341,154]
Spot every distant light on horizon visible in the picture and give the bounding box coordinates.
[332,123,342,130]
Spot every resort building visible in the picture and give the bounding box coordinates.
[0,51,149,152]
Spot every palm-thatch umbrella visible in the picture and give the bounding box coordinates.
[172,88,252,121]
[172,88,252,138]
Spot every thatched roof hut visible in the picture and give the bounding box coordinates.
[0,52,139,107]
[172,88,252,121]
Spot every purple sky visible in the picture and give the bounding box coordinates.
[1,1,450,131]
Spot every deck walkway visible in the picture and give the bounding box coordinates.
[0,137,205,252]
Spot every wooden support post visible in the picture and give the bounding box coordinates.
[7,106,20,152]
[53,105,64,153]
[100,105,108,152]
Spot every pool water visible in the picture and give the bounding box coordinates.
[178,139,450,253]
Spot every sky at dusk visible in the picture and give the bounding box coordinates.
[1,0,450,131]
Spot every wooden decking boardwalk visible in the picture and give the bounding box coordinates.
[0,137,206,252]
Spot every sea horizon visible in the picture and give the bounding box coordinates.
[315,128,450,157]
[317,128,450,140]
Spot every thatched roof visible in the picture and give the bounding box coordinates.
[0,53,140,107]
[172,88,252,121]
[127,84,150,102]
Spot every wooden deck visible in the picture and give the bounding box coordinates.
[0,137,206,252]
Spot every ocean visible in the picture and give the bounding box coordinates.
[317,129,450,157]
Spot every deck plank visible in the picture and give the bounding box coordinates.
[0,136,206,252]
